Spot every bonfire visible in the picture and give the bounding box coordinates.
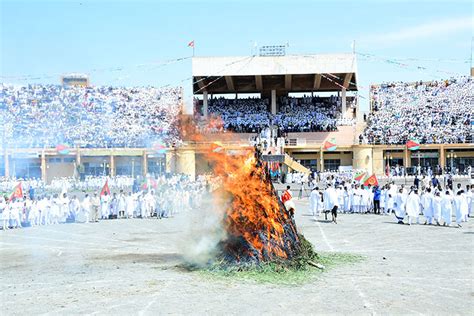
[205,144,317,268]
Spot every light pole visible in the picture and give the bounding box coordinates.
[447,151,457,174]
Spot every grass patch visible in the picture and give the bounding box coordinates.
[186,235,364,285]
[195,252,364,285]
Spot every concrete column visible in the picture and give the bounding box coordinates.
[4,150,9,178]
[439,146,445,169]
[41,151,47,182]
[341,88,347,118]
[110,155,115,177]
[271,89,277,115]
[76,147,81,166]
[404,147,411,167]
[203,91,208,118]
[319,150,324,172]
[142,151,148,176]
[177,149,196,180]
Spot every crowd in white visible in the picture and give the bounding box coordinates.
[361,76,473,145]
[0,84,182,148]
[0,174,210,230]
[293,173,474,227]
[207,95,353,133]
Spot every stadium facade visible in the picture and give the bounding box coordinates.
[1,53,473,182]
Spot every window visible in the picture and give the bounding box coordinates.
[323,159,340,171]
[63,157,76,163]
[48,158,62,163]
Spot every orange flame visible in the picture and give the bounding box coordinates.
[182,116,299,263]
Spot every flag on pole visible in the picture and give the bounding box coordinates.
[187,40,194,48]
[354,171,366,182]
[152,141,166,154]
[210,141,224,153]
[56,144,70,155]
[9,182,23,201]
[323,138,337,151]
[406,139,420,151]
[100,179,111,196]
[363,174,379,187]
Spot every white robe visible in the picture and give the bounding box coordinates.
[441,195,453,225]
[309,190,321,216]
[405,193,420,218]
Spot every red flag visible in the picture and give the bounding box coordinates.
[9,182,23,201]
[188,40,195,48]
[406,139,420,151]
[363,174,378,187]
[100,179,111,196]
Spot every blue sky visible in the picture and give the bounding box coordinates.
[1,0,473,110]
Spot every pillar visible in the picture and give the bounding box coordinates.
[177,149,196,180]
[110,155,115,177]
[404,147,411,167]
[271,89,277,115]
[203,91,208,118]
[41,151,46,182]
[4,150,8,178]
[319,150,324,172]
[142,151,148,176]
[341,88,347,118]
[76,147,81,166]
[439,145,445,169]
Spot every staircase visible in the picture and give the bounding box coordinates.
[284,153,311,174]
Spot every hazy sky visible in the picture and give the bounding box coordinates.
[1,0,473,110]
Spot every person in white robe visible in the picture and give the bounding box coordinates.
[125,192,135,218]
[343,186,351,213]
[394,188,406,224]
[117,191,126,219]
[59,193,70,223]
[309,187,321,217]
[78,194,91,223]
[454,190,469,227]
[421,188,434,225]
[352,184,362,213]
[386,184,396,215]
[432,191,442,225]
[28,198,40,226]
[441,191,454,226]
[405,189,421,225]
[100,192,110,219]
[323,184,339,223]
[1,197,10,230]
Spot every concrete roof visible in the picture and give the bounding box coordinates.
[192,54,358,94]
[192,54,357,77]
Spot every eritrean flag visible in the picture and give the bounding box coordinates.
[152,141,167,154]
[323,138,337,151]
[56,144,70,155]
[406,139,420,151]
[354,171,366,182]
[363,174,379,187]
[100,179,111,196]
[9,182,23,201]
[210,141,224,153]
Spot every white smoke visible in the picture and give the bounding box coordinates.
[178,191,229,267]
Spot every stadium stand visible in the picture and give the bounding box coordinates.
[0,84,182,148]
[361,76,473,145]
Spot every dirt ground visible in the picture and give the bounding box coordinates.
[1,199,473,315]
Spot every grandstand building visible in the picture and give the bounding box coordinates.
[1,53,473,182]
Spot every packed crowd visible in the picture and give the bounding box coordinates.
[0,84,182,148]
[0,174,210,230]
[361,76,473,145]
[207,95,353,133]
[281,174,473,226]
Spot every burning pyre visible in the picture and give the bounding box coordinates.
[205,145,312,266]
